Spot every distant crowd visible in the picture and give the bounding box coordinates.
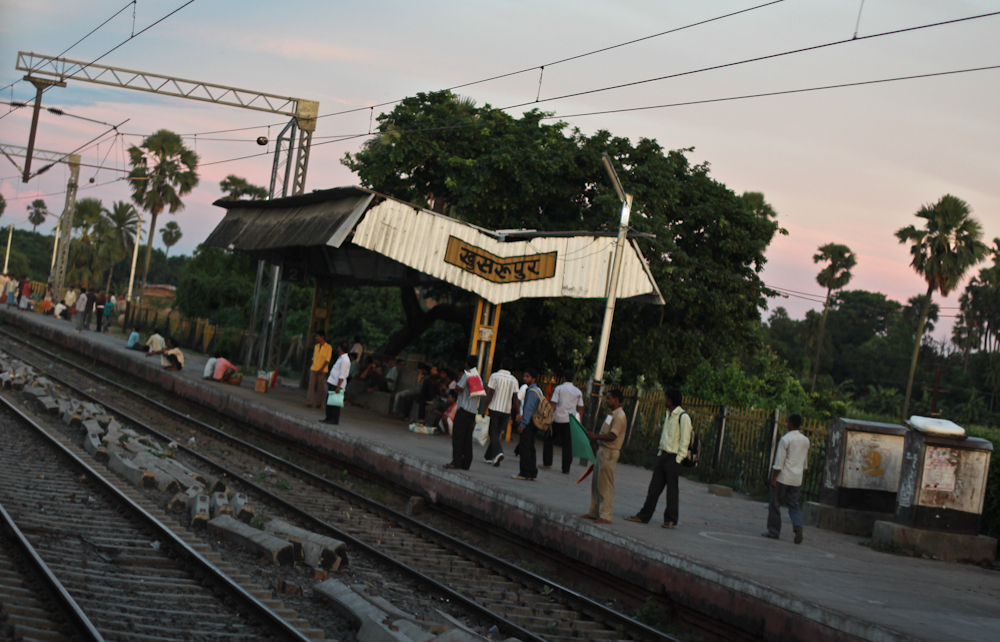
[0,276,121,334]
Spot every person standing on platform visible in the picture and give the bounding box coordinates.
[483,357,519,467]
[73,288,89,332]
[583,389,627,524]
[102,295,115,332]
[512,369,542,481]
[82,286,95,329]
[444,355,483,471]
[323,342,351,425]
[544,369,583,474]
[18,277,31,311]
[5,276,18,309]
[763,413,809,544]
[307,330,333,408]
[626,388,692,529]
[94,291,106,332]
[64,286,78,318]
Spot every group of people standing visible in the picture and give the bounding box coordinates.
[303,334,811,543]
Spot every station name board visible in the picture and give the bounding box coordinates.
[445,236,557,284]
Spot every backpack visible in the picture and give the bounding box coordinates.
[680,412,700,468]
[529,387,554,434]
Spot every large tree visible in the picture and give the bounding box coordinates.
[126,129,199,299]
[810,243,856,392]
[26,198,48,232]
[343,91,783,381]
[895,194,987,420]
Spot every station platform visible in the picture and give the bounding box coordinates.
[2,309,997,642]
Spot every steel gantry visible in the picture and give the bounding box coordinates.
[15,52,321,371]
[0,143,80,295]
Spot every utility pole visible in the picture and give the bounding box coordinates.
[587,153,633,430]
[125,209,145,303]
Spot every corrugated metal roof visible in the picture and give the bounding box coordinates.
[204,191,373,250]
[205,186,664,306]
[352,199,663,305]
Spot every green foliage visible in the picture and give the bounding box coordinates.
[174,246,256,327]
[160,221,182,257]
[325,286,404,347]
[26,198,49,232]
[344,91,782,380]
[684,346,809,412]
[4,229,55,281]
[273,478,293,491]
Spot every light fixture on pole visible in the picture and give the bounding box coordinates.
[587,153,633,429]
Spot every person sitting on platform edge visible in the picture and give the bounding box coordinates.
[763,413,809,544]
[443,355,484,470]
[146,338,185,371]
[323,342,351,425]
[390,362,431,419]
[626,388,692,529]
[512,368,542,481]
[126,327,148,351]
[203,352,236,382]
[583,388,627,524]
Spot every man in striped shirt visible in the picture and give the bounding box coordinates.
[483,357,520,467]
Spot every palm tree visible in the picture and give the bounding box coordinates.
[219,175,268,200]
[895,194,988,420]
[160,221,182,257]
[810,243,856,393]
[27,199,49,232]
[127,129,199,298]
[104,201,141,294]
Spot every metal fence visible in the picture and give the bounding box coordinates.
[573,383,829,501]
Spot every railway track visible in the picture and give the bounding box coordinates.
[0,392,318,642]
[0,326,718,642]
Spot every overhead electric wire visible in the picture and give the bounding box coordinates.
[0,0,198,122]
[543,64,1000,119]
[168,0,790,138]
[499,9,1000,112]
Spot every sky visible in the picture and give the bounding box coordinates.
[1,0,998,343]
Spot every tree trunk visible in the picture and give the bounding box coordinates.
[810,287,833,394]
[902,283,934,421]
[105,262,115,297]
[373,286,470,357]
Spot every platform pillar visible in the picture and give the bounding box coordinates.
[468,297,500,377]
[300,282,334,388]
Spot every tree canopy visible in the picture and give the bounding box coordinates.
[343,91,783,383]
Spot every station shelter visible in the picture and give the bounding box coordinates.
[204,186,664,378]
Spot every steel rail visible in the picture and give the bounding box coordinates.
[0,391,316,642]
[0,501,106,642]
[0,326,685,642]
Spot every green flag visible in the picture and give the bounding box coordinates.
[569,415,596,463]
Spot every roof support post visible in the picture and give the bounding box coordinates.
[469,298,501,378]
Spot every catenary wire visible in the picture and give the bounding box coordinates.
[499,10,1000,111]
[164,0,791,137]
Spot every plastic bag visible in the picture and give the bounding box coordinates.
[473,414,490,446]
[327,389,345,407]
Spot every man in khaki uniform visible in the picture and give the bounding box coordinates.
[582,389,627,524]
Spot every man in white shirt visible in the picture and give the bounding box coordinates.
[323,342,351,425]
[73,288,88,332]
[482,357,520,467]
[543,369,583,474]
[763,413,810,544]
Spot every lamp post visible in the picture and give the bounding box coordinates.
[587,153,633,429]
[3,224,12,273]
[125,209,144,303]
